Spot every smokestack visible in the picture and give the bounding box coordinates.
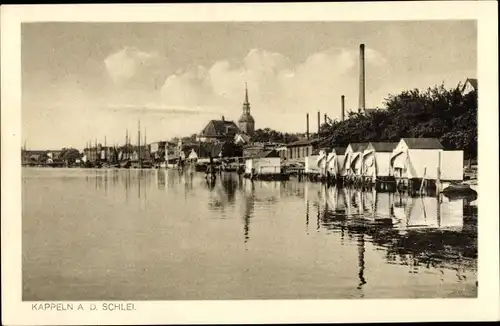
[359,44,366,112]
[324,113,327,125]
[341,95,345,121]
[306,113,310,140]
[317,111,320,135]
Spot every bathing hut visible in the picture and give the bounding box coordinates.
[343,143,369,182]
[305,154,320,175]
[390,138,463,192]
[317,149,329,178]
[325,147,346,181]
[362,142,398,186]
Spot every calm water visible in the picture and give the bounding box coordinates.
[22,168,478,300]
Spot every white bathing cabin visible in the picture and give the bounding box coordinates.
[326,147,347,177]
[245,150,281,175]
[316,149,329,176]
[390,138,463,182]
[362,142,399,181]
[343,143,370,177]
[305,154,321,174]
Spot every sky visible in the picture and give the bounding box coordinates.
[21,21,477,149]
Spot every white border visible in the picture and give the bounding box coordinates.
[2,2,499,325]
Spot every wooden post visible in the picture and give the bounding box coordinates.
[437,151,442,194]
[419,167,427,195]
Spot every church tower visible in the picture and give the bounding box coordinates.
[238,82,255,135]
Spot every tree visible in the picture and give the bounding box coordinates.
[59,148,81,164]
[251,128,299,144]
[320,83,477,159]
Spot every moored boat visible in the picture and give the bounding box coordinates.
[441,182,477,196]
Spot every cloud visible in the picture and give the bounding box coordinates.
[101,46,389,130]
[161,65,214,106]
[104,47,171,89]
[102,103,221,116]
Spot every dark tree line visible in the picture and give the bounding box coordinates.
[250,128,300,144]
[319,83,477,160]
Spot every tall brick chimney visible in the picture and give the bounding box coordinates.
[317,111,320,135]
[306,113,310,140]
[341,95,345,121]
[359,44,366,112]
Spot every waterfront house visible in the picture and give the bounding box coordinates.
[461,78,477,95]
[343,142,370,177]
[282,138,321,163]
[149,141,169,161]
[198,117,240,143]
[245,150,281,175]
[243,142,279,158]
[362,142,399,181]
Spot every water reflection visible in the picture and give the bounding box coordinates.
[317,185,477,277]
[85,170,476,281]
[242,180,255,244]
[24,168,477,300]
[357,233,367,292]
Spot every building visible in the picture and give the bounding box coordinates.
[238,83,255,136]
[281,138,321,162]
[244,150,281,175]
[461,78,478,95]
[234,133,251,145]
[150,141,170,162]
[362,142,398,180]
[198,117,240,143]
[390,138,463,182]
[242,142,279,158]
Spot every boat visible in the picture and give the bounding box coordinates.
[120,160,131,169]
[141,161,153,169]
[441,182,477,196]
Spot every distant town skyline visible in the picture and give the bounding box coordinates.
[22,20,477,149]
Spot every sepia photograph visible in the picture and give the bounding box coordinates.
[2,2,499,325]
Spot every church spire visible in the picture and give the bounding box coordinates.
[243,82,250,115]
[244,82,249,105]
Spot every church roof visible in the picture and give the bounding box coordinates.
[201,119,239,137]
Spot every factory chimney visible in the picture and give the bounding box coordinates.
[318,111,321,137]
[341,95,345,121]
[359,44,366,112]
[317,111,320,135]
[306,113,310,140]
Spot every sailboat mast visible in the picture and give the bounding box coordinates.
[144,126,147,160]
[138,120,141,162]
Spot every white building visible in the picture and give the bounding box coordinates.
[245,150,281,175]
